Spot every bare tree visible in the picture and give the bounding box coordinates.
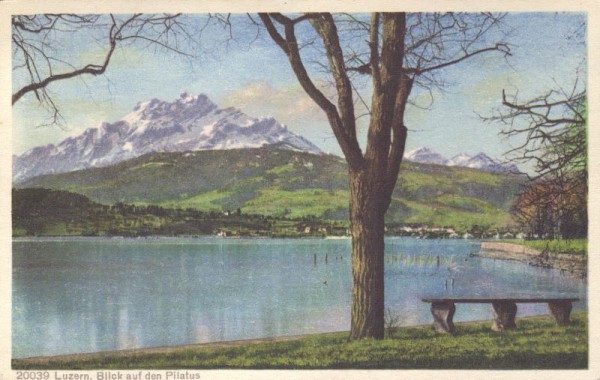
[12,13,193,125]
[497,87,586,180]
[512,174,586,239]
[491,85,587,239]
[258,12,510,339]
[486,15,587,240]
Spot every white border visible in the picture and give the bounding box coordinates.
[1,1,598,379]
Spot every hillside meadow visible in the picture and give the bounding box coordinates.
[16,147,523,231]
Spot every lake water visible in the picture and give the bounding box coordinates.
[12,237,586,358]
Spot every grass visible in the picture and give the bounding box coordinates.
[399,198,512,230]
[13,312,587,370]
[156,190,234,211]
[243,187,351,218]
[266,163,296,175]
[508,239,587,256]
[398,163,507,191]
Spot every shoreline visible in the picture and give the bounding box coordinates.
[13,333,328,363]
[12,314,557,365]
[472,242,587,280]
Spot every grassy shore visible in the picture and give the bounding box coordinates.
[508,239,587,256]
[13,312,587,370]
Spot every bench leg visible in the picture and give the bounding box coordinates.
[548,301,573,326]
[431,301,456,334]
[492,301,517,331]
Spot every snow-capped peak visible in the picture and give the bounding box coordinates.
[404,147,449,165]
[448,153,472,166]
[179,91,195,102]
[404,147,519,174]
[461,153,520,173]
[13,93,323,183]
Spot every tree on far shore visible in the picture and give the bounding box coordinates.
[488,18,586,240]
[492,85,587,239]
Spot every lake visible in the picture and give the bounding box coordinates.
[12,237,586,358]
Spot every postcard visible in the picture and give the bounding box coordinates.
[1,1,598,379]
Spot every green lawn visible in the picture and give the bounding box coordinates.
[508,239,587,256]
[13,312,587,370]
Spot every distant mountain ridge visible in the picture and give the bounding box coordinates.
[16,146,523,229]
[404,147,449,166]
[404,147,519,174]
[13,92,322,183]
[14,91,518,182]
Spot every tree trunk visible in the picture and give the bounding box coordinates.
[349,168,388,340]
[259,11,505,341]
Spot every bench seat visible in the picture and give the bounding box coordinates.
[421,297,579,334]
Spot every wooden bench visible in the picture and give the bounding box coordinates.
[421,297,579,334]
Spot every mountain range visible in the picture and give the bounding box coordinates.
[14,92,518,183]
[13,92,321,183]
[403,147,519,174]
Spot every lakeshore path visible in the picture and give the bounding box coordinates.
[472,242,586,280]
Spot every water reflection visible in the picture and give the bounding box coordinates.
[13,237,585,358]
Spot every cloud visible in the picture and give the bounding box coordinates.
[12,94,129,154]
[219,81,327,127]
[218,81,353,154]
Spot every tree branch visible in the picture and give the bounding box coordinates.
[365,13,407,172]
[309,13,359,146]
[12,19,118,105]
[12,13,192,111]
[406,43,511,75]
[485,82,586,184]
[386,74,413,195]
[369,13,382,93]
[260,12,364,169]
[258,13,288,54]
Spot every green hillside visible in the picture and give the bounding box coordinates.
[16,147,524,230]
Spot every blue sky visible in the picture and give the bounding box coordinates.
[12,13,586,165]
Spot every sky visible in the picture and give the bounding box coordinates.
[12,13,587,166]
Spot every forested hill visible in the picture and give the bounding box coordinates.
[12,187,281,237]
[15,146,524,230]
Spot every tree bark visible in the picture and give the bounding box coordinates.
[349,167,388,339]
[346,14,410,340]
